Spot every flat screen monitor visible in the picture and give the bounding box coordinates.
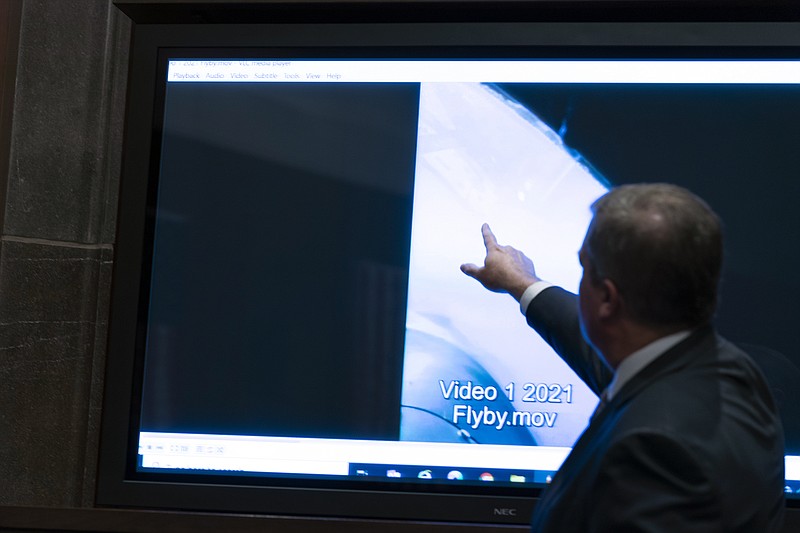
[98,8,800,526]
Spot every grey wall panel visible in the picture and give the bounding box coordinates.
[0,0,128,507]
[4,0,128,245]
[0,239,112,506]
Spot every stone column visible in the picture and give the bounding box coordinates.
[0,0,129,507]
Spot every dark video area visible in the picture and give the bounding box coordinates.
[140,82,421,440]
[499,82,800,453]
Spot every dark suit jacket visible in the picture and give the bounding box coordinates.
[526,287,785,532]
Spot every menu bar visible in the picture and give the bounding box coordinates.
[167,60,800,84]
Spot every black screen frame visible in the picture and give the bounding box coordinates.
[98,3,800,525]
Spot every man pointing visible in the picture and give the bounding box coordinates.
[461,183,784,532]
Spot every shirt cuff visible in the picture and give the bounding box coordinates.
[519,281,555,316]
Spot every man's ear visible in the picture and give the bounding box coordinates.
[597,278,621,319]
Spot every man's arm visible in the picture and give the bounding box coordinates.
[525,286,612,395]
[461,223,611,394]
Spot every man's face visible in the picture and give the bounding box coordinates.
[578,244,602,352]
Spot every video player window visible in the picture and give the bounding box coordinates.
[137,59,800,494]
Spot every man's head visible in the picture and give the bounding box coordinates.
[579,184,723,343]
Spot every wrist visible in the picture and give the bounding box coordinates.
[508,274,542,302]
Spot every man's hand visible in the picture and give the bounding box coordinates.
[460,223,541,302]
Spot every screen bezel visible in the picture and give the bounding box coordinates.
[97,15,800,524]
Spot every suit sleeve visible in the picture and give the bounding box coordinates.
[588,431,717,533]
[524,285,612,395]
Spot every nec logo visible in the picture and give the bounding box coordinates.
[493,508,517,516]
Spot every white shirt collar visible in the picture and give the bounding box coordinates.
[606,329,692,401]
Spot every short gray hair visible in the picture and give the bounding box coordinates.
[584,183,723,329]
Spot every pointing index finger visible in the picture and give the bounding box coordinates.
[481,223,499,250]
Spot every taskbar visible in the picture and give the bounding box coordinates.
[350,462,555,485]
